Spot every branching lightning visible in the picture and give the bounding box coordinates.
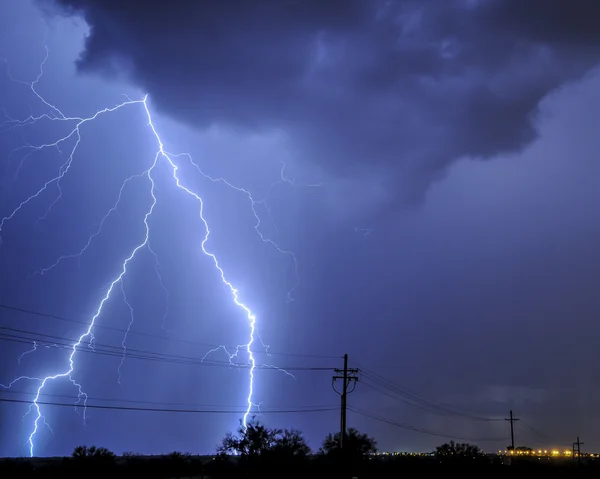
[118,280,135,386]
[147,243,171,331]
[35,172,147,275]
[0,49,306,456]
[17,341,60,364]
[17,342,39,364]
[177,154,301,303]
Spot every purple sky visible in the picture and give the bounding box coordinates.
[1,0,600,457]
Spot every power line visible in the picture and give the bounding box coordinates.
[0,329,334,371]
[360,369,502,422]
[518,420,565,446]
[1,325,327,369]
[359,369,561,447]
[361,369,497,421]
[358,370,566,448]
[0,387,336,410]
[0,334,333,372]
[348,406,505,443]
[0,397,337,415]
[505,410,519,451]
[574,436,584,466]
[332,353,358,449]
[0,303,340,359]
[359,379,467,419]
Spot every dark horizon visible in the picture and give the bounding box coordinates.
[2,0,600,458]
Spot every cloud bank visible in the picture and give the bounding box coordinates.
[42,0,600,204]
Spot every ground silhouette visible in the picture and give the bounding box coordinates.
[1,423,598,478]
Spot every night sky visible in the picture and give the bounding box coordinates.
[2,0,600,458]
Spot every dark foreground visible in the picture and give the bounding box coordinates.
[2,454,600,478]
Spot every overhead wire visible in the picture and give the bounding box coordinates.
[0,387,337,410]
[518,420,567,447]
[0,327,335,371]
[359,368,502,422]
[3,305,559,442]
[358,379,472,419]
[0,303,340,359]
[356,367,566,447]
[0,397,337,415]
[1,322,563,446]
[348,406,505,442]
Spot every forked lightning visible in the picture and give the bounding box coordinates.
[0,48,301,456]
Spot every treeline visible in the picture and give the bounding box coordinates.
[1,422,598,478]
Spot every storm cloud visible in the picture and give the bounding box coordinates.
[4,0,600,456]
[41,0,600,203]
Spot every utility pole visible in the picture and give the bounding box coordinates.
[332,354,358,450]
[574,437,584,466]
[505,410,519,452]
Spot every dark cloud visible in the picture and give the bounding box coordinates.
[42,0,600,203]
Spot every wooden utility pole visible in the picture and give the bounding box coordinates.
[574,436,584,466]
[332,354,358,450]
[505,410,519,451]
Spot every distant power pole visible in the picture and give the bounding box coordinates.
[505,410,519,451]
[332,354,358,450]
[574,437,584,466]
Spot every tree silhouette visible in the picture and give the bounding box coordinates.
[72,445,115,458]
[213,420,311,478]
[70,445,116,475]
[320,428,377,457]
[435,441,485,465]
[217,419,310,458]
[270,429,311,458]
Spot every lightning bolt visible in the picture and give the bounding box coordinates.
[354,227,373,236]
[16,341,61,364]
[0,49,304,456]
[2,152,157,456]
[117,280,135,385]
[34,172,146,275]
[141,100,260,429]
[17,342,39,364]
[148,243,171,331]
[175,154,301,302]
[0,93,145,242]
[260,160,321,257]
